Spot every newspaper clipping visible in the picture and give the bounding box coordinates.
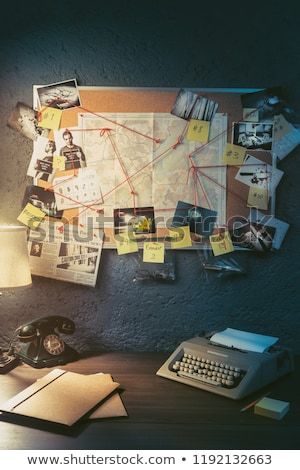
[28,221,104,287]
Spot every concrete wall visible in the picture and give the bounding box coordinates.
[0,1,299,353]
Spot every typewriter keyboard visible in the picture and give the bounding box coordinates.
[170,352,245,388]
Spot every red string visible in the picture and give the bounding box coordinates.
[172,121,189,149]
[189,106,264,159]
[195,171,212,210]
[41,101,265,230]
[106,130,137,210]
[76,136,181,220]
[78,106,161,144]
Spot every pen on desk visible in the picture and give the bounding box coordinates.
[240,392,271,412]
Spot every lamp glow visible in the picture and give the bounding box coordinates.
[0,225,32,288]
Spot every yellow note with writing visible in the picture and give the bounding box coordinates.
[186,119,210,143]
[223,143,246,165]
[17,203,46,229]
[170,226,192,249]
[209,230,234,256]
[143,242,165,263]
[247,186,268,210]
[115,232,138,255]
[243,108,259,122]
[38,107,62,130]
[53,155,66,171]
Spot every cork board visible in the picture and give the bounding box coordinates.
[47,87,273,245]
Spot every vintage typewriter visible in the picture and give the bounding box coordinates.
[156,331,294,399]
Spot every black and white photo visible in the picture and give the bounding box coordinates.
[36,79,81,110]
[231,222,276,252]
[232,122,273,150]
[171,88,219,122]
[23,185,63,219]
[57,243,99,274]
[7,102,49,141]
[235,154,283,191]
[241,87,296,122]
[54,128,86,170]
[30,242,43,257]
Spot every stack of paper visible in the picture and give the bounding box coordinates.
[0,369,127,427]
[254,397,289,420]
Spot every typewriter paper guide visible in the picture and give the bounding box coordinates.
[0,369,119,426]
[210,328,279,353]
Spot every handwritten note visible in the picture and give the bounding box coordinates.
[170,226,192,249]
[115,233,138,255]
[38,107,62,130]
[223,143,246,165]
[53,155,66,171]
[143,242,165,263]
[209,230,234,256]
[17,203,46,229]
[273,114,294,140]
[247,187,268,210]
[186,119,210,143]
[54,168,102,210]
[243,108,259,122]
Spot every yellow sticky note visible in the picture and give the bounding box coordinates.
[38,107,62,130]
[115,232,138,255]
[17,203,46,229]
[143,242,165,263]
[247,186,269,210]
[223,143,246,165]
[243,108,259,122]
[170,226,192,249]
[209,230,234,256]
[53,155,65,171]
[186,119,210,143]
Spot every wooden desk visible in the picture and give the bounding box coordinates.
[0,353,299,450]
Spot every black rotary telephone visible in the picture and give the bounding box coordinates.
[14,316,78,368]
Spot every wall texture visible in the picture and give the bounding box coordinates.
[0,0,299,353]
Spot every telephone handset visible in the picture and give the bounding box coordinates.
[14,316,78,368]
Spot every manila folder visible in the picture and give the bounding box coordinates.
[0,369,119,426]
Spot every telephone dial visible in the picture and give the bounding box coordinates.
[14,316,78,368]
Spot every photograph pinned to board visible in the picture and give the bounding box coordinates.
[171,88,219,122]
[27,136,57,182]
[232,122,274,150]
[241,87,296,123]
[23,185,63,219]
[235,154,284,192]
[7,102,50,141]
[230,222,276,252]
[54,127,86,170]
[248,208,289,250]
[171,201,217,237]
[36,79,81,110]
[114,207,156,235]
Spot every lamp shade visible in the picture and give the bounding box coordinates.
[0,225,32,288]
